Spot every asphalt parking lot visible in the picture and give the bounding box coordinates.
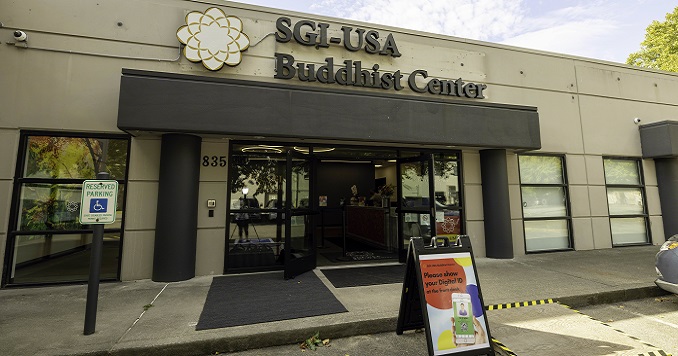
[223,295,677,356]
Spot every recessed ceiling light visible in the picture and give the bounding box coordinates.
[294,146,335,154]
[241,145,282,153]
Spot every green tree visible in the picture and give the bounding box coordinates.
[627,7,678,72]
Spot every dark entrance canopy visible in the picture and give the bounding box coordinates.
[117,69,540,150]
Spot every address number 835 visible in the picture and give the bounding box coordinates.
[202,155,227,167]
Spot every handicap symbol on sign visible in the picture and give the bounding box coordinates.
[89,198,108,213]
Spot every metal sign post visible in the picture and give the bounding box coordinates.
[81,172,118,335]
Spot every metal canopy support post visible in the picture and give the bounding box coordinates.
[153,134,201,282]
[655,158,678,238]
[480,149,514,259]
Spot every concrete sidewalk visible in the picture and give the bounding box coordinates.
[0,245,668,356]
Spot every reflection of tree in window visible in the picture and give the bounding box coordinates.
[20,136,128,231]
[518,155,563,184]
[25,137,128,179]
[604,159,640,185]
[229,155,283,198]
[400,155,457,195]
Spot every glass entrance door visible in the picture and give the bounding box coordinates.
[284,149,316,279]
[397,154,436,261]
[226,143,316,277]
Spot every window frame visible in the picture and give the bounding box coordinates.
[3,131,131,287]
[603,157,651,246]
[518,154,573,253]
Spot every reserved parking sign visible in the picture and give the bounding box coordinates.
[80,180,118,224]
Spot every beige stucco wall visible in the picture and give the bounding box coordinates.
[120,137,161,280]
[462,151,486,256]
[2,0,678,282]
[196,140,230,276]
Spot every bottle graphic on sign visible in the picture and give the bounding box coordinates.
[452,292,475,345]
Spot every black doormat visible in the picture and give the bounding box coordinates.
[196,271,347,330]
[320,264,406,288]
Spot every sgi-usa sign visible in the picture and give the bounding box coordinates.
[80,180,119,224]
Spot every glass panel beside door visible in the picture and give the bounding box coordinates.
[432,153,462,242]
[227,147,286,271]
[397,154,435,261]
[397,152,463,261]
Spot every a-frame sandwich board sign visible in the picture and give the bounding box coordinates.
[396,236,493,356]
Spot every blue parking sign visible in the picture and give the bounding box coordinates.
[89,199,108,213]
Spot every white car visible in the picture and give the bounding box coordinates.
[655,235,678,294]
[264,199,285,220]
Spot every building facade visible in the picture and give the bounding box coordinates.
[2,0,677,287]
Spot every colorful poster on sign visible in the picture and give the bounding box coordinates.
[419,253,490,355]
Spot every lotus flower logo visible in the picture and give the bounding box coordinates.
[177,7,250,71]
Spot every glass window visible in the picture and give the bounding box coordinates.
[23,136,128,180]
[433,154,462,242]
[17,183,126,231]
[603,159,641,185]
[434,154,460,208]
[610,218,648,245]
[518,155,564,184]
[519,155,571,252]
[5,133,129,286]
[604,158,649,245]
[400,160,431,210]
[606,188,644,215]
[524,220,570,251]
[521,186,567,218]
[11,232,121,284]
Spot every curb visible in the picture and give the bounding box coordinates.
[69,286,669,356]
[555,286,670,308]
[103,317,399,356]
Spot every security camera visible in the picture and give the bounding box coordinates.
[633,118,642,125]
[13,30,27,42]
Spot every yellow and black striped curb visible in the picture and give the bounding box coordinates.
[491,338,518,356]
[637,351,673,356]
[485,299,554,311]
[560,303,672,356]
